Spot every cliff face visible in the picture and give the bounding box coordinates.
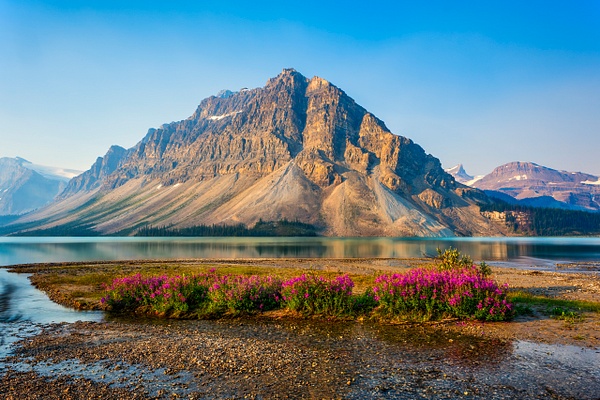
[60,145,127,197]
[11,69,505,236]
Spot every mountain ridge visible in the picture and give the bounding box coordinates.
[447,161,600,212]
[6,69,506,237]
[0,157,81,215]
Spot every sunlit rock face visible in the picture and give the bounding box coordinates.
[11,69,505,237]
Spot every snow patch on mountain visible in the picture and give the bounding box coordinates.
[208,111,242,121]
[509,175,528,181]
[465,176,484,186]
[582,178,600,186]
[445,164,483,186]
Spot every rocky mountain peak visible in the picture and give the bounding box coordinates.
[265,68,307,89]
[216,89,236,99]
[445,164,474,184]
[307,75,333,91]
[491,161,540,176]
[10,69,505,237]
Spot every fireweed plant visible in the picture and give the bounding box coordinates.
[102,261,513,321]
[280,274,355,316]
[101,270,282,316]
[206,274,282,315]
[371,266,513,322]
[100,273,213,314]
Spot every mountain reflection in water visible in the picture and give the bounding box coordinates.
[2,237,600,269]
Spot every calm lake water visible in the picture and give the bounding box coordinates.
[1,236,600,267]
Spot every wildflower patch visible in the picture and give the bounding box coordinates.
[280,274,355,316]
[102,267,513,321]
[372,266,513,322]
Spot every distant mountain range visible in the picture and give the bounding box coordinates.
[2,69,506,237]
[3,70,598,237]
[446,162,600,212]
[0,157,81,215]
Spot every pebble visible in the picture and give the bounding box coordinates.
[1,318,597,399]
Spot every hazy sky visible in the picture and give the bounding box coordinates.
[2,1,599,176]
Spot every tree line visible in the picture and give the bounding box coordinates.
[135,219,319,237]
[480,200,600,236]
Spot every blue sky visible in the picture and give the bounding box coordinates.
[1,1,599,176]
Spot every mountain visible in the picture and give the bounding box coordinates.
[453,161,600,212]
[59,145,128,197]
[6,69,507,237]
[444,164,483,186]
[0,157,81,215]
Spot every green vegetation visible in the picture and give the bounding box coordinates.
[14,222,100,236]
[480,200,600,236]
[135,219,319,237]
[507,290,599,326]
[101,249,514,322]
[371,266,512,322]
[434,247,473,271]
[507,290,600,313]
[547,306,584,324]
[0,215,100,236]
[434,247,492,277]
[280,274,358,317]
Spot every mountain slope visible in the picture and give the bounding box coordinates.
[471,162,600,211]
[59,145,127,197]
[9,69,506,236]
[0,157,81,215]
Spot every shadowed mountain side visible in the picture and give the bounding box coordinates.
[0,157,74,215]
[60,145,128,197]
[5,69,507,237]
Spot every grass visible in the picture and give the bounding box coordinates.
[23,261,376,308]
[507,290,600,327]
[508,290,600,313]
[547,306,585,324]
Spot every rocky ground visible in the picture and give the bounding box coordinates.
[1,258,600,399]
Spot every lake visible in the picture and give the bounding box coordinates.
[1,236,600,268]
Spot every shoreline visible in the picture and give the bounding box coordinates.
[3,257,600,347]
[2,258,600,399]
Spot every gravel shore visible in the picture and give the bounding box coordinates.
[2,259,600,399]
[2,317,600,399]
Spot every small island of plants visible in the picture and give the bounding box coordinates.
[101,249,514,322]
